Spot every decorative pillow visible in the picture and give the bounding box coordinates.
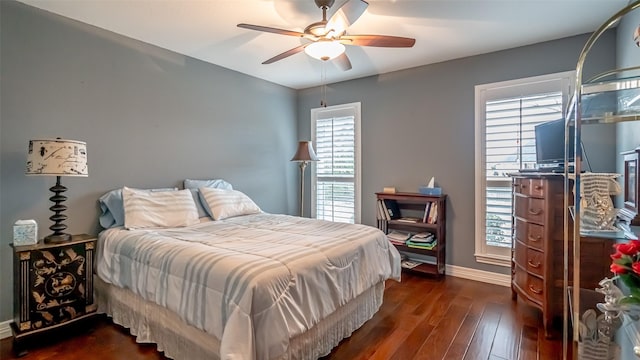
[188,189,208,218]
[98,187,177,228]
[122,187,199,229]
[199,188,261,220]
[184,179,233,218]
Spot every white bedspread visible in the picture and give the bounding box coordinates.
[96,213,401,360]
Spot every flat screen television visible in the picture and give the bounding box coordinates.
[534,119,575,167]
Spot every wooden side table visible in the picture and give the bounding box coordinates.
[10,234,97,356]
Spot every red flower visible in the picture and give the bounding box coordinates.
[611,251,624,260]
[611,263,629,274]
[632,262,640,276]
[613,240,640,256]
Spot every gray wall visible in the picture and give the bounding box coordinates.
[0,0,625,325]
[0,1,298,321]
[296,32,617,275]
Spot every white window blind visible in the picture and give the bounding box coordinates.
[484,92,563,248]
[311,103,361,224]
[474,71,573,266]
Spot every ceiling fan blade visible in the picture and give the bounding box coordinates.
[333,52,352,71]
[262,44,309,64]
[237,23,306,38]
[339,34,416,47]
[326,0,369,35]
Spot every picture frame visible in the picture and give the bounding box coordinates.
[622,146,640,225]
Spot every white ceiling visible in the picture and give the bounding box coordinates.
[19,0,628,89]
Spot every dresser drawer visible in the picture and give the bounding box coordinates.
[514,244,545,277]
[514,178,546,197]
[515,196,546,225]
[514,267,544,304]
[514,218,545,251]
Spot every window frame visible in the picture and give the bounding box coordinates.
[474,71,574,266]
[310,102,362,224]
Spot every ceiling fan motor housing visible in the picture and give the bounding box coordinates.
[315,0,335,9]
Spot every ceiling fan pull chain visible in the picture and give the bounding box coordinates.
[320,62,328,107]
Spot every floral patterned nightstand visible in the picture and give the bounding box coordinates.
[10,234,97,355]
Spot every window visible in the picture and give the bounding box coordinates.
[474,71,574,266]
[311,102,361,223]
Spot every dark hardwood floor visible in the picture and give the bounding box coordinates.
[0,273,565,360]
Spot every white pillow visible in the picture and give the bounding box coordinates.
[199,188,261,220]
[123,187,199,229]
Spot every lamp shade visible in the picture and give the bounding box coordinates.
[304,40,345,61]
[26,138,88,176]
[291,141,319,162]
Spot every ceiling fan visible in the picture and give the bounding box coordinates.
[237,0,416,71]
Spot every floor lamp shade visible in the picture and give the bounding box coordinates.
[291,141,319,217]
[26,138,88,243]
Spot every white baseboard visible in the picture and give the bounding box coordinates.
[0,319,12,339]
[446,264,511,287]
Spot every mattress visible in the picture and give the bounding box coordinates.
[96,213,401,360]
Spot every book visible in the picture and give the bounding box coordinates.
[422,201,432,223]
[378,199,390,221]
[401,260,422,269]
[406,239,437,250]
[411,232,432,239]
[376,199,387,221]
[429,203,438,224]
[427,203,438,224]
[409,233,435,243]
[387,230,411,242]
[397,217,420,223]
[383,199,401,219]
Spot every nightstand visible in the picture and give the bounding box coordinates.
[10,234,97,355]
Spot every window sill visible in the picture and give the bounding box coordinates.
[474,253,511,267]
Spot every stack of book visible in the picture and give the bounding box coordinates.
[387,230,411,245]
[376,199,401,221]
[422,201,439,224]
[405,232,437,250]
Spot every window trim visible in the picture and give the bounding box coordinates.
[310,102,362,223]
[474,71,574,267]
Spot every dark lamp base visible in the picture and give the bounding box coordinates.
[44,233,72,244]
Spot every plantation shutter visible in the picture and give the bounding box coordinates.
[315,115,356,223]
[484,91,563,247]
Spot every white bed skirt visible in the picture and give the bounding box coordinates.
[95,277,385,360]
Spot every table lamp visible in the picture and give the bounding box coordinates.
[25,138,88,243]
[291,141,319,217]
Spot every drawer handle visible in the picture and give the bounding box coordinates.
[528,208,542,215]
[534,185,543,190]
[528,235,542,242]
[528,285,542,294]
[527,260,541,268]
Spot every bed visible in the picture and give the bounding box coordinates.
[94,187,401,360]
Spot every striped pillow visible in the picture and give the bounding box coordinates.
[199,188,261,220]
[123,187,199,229]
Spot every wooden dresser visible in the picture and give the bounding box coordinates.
[510,173,610,338]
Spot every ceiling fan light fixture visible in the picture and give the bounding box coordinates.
[305,40,345,61]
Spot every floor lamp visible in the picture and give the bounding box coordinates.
[291,141,319,217]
